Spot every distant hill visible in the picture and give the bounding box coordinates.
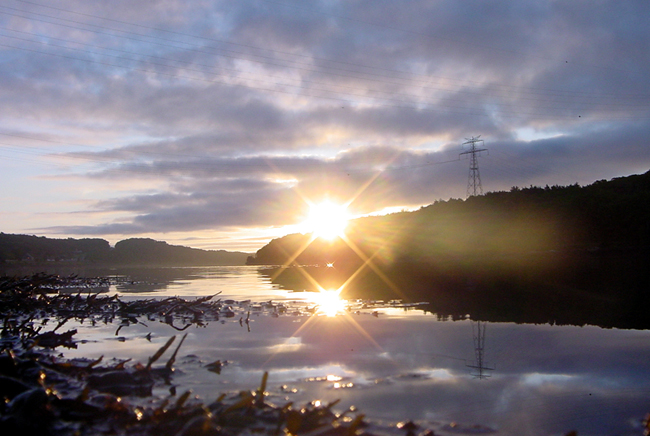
[0,234,250,266]
[111,238,250,265]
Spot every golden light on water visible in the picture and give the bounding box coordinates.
[311,288,346,317]
[262,181,402,367]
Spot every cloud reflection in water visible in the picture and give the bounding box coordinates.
[62,304,650,435]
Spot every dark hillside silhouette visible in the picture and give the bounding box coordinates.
[111,238,250,265]
[0,234,250,266]
[0,233,111,263]
[249,170,650,266]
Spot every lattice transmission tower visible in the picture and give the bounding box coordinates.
[467,321,495,379]
[459,136,488,198]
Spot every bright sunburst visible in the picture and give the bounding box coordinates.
[304,201,350,240]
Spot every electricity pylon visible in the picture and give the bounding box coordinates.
[460,136,488,198]
[467,321,495,379]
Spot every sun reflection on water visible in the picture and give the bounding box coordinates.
[332,381,354,389]
[311,288,346,317]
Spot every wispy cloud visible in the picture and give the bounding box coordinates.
[1,0,648,249]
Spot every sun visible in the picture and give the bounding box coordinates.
[304,200,350,240]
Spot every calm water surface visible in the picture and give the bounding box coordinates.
[58,266,650,436]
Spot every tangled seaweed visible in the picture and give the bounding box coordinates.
[0,273,238,332]
[0,274,378,436]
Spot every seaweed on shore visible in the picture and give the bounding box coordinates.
[0,272,229,330]
[0,274,378,436]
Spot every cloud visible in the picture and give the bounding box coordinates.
[1,0,649,248]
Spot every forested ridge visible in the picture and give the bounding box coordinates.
[249,170,650,265]
[0,235,250,266]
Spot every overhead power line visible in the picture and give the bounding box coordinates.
[8,40,618,122]
[0,132,461,175]
[1,37,647,122]
[1,3,647,123]
[2,27,646,113]
[258,0,641,76]
[17,0,645,81]
[2,2,648,101]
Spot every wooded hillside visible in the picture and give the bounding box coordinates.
[249,170,650,266]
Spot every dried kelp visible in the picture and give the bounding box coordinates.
[0,274,379,436]
[1,273,243,334]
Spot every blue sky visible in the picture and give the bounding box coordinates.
[1,0,649,251]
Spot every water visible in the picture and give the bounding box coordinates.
[56,266,650,435]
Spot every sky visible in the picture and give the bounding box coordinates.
[1,0,649,252]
